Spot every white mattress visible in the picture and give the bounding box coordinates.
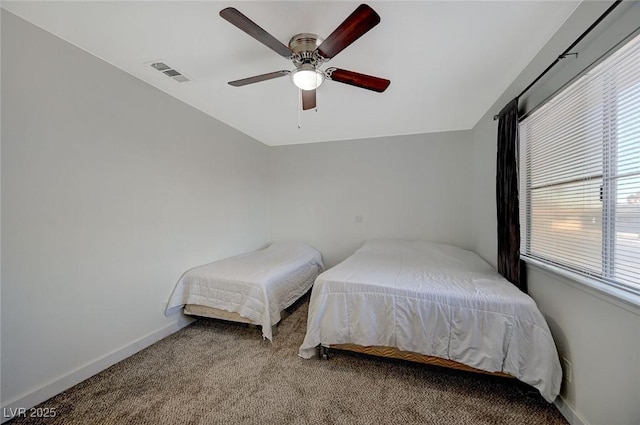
[299,239,562,402]
[165,242,324,340]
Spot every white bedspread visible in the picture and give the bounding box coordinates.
[299,240,562,402]
[166,242,324,340]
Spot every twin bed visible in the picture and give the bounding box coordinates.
[165,242,324,341]
[165,239,562,402]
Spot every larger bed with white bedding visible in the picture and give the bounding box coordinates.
[166,242,324,340]
[299,239,562,402]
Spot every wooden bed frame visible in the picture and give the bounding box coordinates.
[326,344,514,378]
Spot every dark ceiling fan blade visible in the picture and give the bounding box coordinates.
[326,68,390,92]
[220,8,292,58]
[316,4,380,59]
[228,70,290,87]
[301,89,316,110]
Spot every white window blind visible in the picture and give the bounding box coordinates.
[520,32,640,297]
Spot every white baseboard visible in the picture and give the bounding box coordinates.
[555,395,588,425]
[1,316,194,424]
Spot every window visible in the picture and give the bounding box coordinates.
[519,32,640,297]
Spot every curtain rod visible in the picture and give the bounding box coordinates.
[493,0,623,121]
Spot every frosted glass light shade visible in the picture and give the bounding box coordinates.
[291,66,324,90]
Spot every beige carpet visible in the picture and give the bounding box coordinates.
[10,298,567,425]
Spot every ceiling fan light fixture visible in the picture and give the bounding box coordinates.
[221,5,389,111]
[291,65,324,90]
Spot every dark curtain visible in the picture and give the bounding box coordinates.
[496,98,525,291]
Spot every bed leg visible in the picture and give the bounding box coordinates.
[318,345,330,360]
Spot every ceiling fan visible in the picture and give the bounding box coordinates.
[220,3,390,111]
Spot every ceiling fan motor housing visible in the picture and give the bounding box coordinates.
[289,33,325,67]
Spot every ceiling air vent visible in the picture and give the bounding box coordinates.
[148,61,191,83]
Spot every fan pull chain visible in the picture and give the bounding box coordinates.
[298,89,302,129]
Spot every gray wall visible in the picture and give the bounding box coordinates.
[1,11,270,410]
[471,2,640,424]
[270,131,473,268]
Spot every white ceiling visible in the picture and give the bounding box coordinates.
[3,1,580,146]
